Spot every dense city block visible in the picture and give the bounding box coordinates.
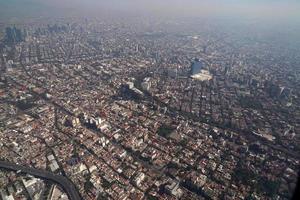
[0,17,299,200]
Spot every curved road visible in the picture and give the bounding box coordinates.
[0,161,82,200]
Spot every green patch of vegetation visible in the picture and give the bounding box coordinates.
[102,179,115,190]
[147,195,159,200]
[179,138,188,146]
[84,180,94,191]
[97,193,109,200]
[233,162,257,185]
[233,161,280,197]
[16,100,36,110]
[256,178,280,197]
[157,124,175,138]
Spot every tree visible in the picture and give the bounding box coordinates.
[256,178,280,197]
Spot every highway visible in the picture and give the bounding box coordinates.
[0,161,82,200]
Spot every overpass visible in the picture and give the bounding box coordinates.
[0,161,82,200]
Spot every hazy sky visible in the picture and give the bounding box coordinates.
[1,0,300,22]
